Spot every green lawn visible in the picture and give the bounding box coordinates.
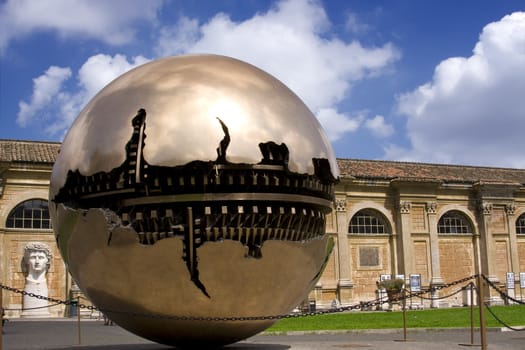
[266,305,525,332]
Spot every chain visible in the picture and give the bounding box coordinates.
[484,304,525,331]
[1,274,519,323]
[3,301,64,312]
[0,284,96,311]
[481,275,525,305]
[407,282,472,301]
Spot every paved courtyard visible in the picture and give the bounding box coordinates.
[1,318,524,350]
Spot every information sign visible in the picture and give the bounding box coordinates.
[506,272,515,290]
[410,274,421,292]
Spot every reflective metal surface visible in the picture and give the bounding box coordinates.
[50,54,338,194]
[49,54,338,347]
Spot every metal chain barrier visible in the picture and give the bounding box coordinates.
[481,274,525,305]
[3,301,64,312]
[483,303,525,331]
[1,274,522,326]
[477,274,525,332]
[0,284,82,308]
[1,275,477,321]
[407,283,471,301]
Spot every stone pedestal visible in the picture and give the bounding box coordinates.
[21,281,50,318]
[337,279,353,305]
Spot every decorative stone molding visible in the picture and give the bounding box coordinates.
[335,198,346,212]
[0,177,4,198]
[337,278,353,288]
[505,203,516,216]
[425,202,437,214]
[399,201,411,214]
[479,201,493,215]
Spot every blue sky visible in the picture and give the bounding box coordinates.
[1,0,524,168]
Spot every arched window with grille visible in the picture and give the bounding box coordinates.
[438,210,472,235]
[517,214,525,235]
[5,199,51,229]
[349,209,390,235]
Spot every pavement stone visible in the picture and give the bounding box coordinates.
[1,318,524,350]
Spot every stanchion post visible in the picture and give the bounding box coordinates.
[402,288,407,341]
[1,285,3,350]
[477,275,487,350]
[77,296,81,345]
[459,282,481,347]
[470,283,474,344]
[394,288,412,342]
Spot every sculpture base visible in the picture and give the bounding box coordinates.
[22,282,50,318]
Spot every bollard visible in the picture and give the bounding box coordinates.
[77,296,81,345]
[1,285,3,350]
[458,282,481,347]
[477,275,487,350]
[402,288,407,341]
[394,288,413,342]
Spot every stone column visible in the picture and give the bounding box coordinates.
[506,203,520,300]
[505,203,520,272]
[397,201,414,276]
[477,201,496,303]
[426,202,443,307]
[335,198,353,304]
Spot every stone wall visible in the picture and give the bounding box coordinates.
[0,165,69,318]
[438,238,475,285]
[349,237,391,301]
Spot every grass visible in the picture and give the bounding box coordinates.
[266,305,525,332]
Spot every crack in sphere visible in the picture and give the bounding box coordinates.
[49,54,339,347]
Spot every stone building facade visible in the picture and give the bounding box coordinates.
[1,139,524,317]
[0,140,68,318]
[317,159,525,309]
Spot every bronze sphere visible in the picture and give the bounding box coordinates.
[49,54,338,347]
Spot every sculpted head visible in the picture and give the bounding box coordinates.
[22,242,52,278]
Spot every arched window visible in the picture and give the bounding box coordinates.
[349,209,390,235]
[517,214,525,235]
[438,210,472,235]
[6,199,51,229]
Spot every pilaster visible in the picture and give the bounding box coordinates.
[478,201,497,281]
[505,203,520,274]
[397,200,414,275]
[426,202,443,307]
[335,198,353,304]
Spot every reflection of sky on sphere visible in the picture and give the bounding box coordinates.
[51,55,338,195]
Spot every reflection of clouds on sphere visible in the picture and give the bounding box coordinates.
[49,54,338,347]
[51,54,338,192]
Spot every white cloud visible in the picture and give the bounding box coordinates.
[345,13,370,35]
[17,54,149,137]
[316,108,362,141]
[393,12,525,168]
[365,115,394,138]
[17,66,72,127]
[155,17,202,56]
[0,0,162,53]
[78,54,150,100]
[13,0,400,142]
[154,0,399,141]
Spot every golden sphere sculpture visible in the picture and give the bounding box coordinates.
[49,54,339,347]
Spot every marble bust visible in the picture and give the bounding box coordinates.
[21,242,52,317]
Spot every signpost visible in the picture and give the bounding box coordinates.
[409,274,421,292]
[506,272,515,290]
[506,272,515,305]
[520,272,525,301]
